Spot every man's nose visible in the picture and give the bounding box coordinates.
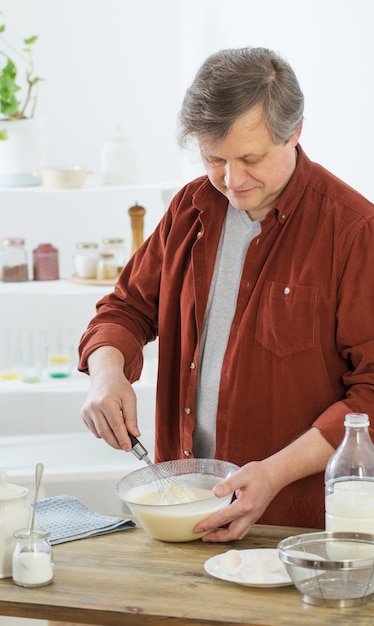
[224,162,249,188]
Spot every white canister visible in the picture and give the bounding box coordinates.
[101,125,137,185]
[0,471,33,578]
[0,117,47,187]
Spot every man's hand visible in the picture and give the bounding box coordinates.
[80,346,140,450]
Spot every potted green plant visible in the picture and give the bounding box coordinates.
[0,23,42,135]
[0,19,45,186]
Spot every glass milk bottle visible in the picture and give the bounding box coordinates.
[325,413,374,534]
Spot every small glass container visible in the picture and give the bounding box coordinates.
[101,238,127,273]
[73,242,98,279]
[97,252,118,281]
[33,243,59,281]
[12,528,54,587]
[0,237,29,282]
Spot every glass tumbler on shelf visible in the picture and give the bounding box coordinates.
[19,330,44,383]
[0,327,20,380]
[12,528,54,587]
[46,329,74,378]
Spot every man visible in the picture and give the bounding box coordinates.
[78,47,374,541]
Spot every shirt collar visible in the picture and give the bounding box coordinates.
[191,143,313,223]
[272,144,313,224]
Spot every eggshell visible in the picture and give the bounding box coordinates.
[220,550,245,575]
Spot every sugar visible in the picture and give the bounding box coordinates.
[13,551,54,586]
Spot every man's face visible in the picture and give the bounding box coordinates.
[199,106,301,220]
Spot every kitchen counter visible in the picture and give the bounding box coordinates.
[0,522,373,625]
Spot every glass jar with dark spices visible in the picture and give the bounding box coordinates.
[0,237,29,282]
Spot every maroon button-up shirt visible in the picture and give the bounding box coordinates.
[79,145,374,528]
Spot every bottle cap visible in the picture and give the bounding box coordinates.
[344,413,369,427]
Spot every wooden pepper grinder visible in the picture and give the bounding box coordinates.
[128,203,146,255]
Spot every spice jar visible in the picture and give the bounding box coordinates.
[0,237,29,282]
[73,242,98,279]
[101,238,127,273]
[97,252,118,281]
[33,243,59,281]
[12,528,54,587]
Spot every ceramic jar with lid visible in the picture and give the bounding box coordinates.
[33,243,59,280]
[0,237,29,282]
[0,471,33,578]
[73,242,99,279]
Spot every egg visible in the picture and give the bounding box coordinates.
[220,550,245,575]
[262,551,283,572]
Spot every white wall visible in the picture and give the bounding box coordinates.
[1,0,373,200]
[179,0,374,200]
[0,0,183,184]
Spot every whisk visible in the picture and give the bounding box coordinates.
[129,434,195,504]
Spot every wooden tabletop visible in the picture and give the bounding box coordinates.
[0,522,373,625]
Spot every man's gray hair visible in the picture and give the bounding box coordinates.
[178,47,304,147]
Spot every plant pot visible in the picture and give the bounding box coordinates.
[0,118,47,187]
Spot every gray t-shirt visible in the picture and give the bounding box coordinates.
[193,204,261,458]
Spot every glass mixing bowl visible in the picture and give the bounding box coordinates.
[116,458,239,542]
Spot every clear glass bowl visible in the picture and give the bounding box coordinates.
[278,530,374,607]
[116,458,239,542]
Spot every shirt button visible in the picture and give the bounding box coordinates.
[184,407,191,414]
[190,362,196,370]
[183,449,192,457]
[196,231,202,239]
[281,214,286,220]
[284,287,291,295]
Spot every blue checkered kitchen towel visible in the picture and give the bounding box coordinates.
[34,495,135,545]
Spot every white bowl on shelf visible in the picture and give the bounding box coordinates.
[36,166,93,189]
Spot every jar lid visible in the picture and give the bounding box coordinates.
[33,243,58,255]
[102,238,124,244]
[76,242,98,249]
[0,470,28,499]
[1,237,25,246]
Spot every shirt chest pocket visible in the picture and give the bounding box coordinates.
[255,281,318,358]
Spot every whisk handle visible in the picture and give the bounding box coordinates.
[129,434,150,463]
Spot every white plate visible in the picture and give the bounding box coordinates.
[204,548,293,588]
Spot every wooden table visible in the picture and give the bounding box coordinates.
[0,523,373,625]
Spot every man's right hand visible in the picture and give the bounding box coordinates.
[80,346,140,451]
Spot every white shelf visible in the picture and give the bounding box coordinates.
[0,359,158,394]
[1,430,155,483]
[0,277,114,296]
[0,179,180,193]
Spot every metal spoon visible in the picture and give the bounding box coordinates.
[30,462,44,534]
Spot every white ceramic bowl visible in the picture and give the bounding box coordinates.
[116,458,238,542]
[37,166,93,189]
